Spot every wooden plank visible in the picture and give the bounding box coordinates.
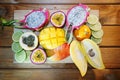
[0,69,119,80]
[0,26,120,47]
[0,48,120,68]
[0,0,120,4]
[0,4,120,25]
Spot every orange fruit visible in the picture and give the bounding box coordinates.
[74,25,91,41]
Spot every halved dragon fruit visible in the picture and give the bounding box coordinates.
[21,8,50,31]
[30,48,47,64]
[50,11,66,28]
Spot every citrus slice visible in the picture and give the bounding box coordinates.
[92,29,104,38]
[12,42,23,53]
[87,14,98,24]
[15,50,26,63]
[91,36,102,44]
[89,22,102,31]
[24,50,32,62]
[12,31,23,42]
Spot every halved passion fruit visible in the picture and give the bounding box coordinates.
[30,48,47,64]
[19,32,38,50]
[50,11,66,28]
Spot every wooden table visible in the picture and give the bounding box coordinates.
[0,0,120,80]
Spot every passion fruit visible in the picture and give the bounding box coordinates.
[50,11,66,28]
[19,32,38,50]
[30,48,47,64]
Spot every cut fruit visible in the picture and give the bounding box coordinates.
[70,40,87,77]
[15,50,26,63]
[24,50,32,62]
[12,31,23,42]
[50,11,66,27]
[92,29,104,38]
[21,8,50,30]
[88,22,102,31]
[91,36,102,44]
[47,43,70,61]
[73,25,91,41]
[39,27,66,49]
[19,32,38,50]
[81,39,105,69]
[30,48,47,64]
[87,14,98,24]
[12,42,23,53]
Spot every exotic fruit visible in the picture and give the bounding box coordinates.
[21,8,50,30]
[74,25,91,41]
[50,11,66,27]
[30,48,47,64]
[39,27,66,49]
[19,32,38,50]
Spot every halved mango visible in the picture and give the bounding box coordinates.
[70,40,87,77]
[81,39,105,69]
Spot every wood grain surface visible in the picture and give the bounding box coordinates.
[0,0,120,80]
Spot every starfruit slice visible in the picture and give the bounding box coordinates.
[70,40,87,77]
[81,39,105,69]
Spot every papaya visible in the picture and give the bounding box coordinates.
[70,40,87,77]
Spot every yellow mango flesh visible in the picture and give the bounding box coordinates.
[39,27,66,49]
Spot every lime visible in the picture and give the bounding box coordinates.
[15,50,26,63]
[12,31,23,42]
[12,42,23,53]
[87,14,98,24]
[92,29,104,38]
[91,36,102,44]
[89,22,102,31]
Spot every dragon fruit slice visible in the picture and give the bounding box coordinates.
[21,8,50,31]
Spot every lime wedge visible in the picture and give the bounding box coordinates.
[15,50,26,63]
[91,36,102,44]
[89,22,102,31]
[92,29,104,38]
[12,42,23,53]
[12,31,23,42]
[87,14,98,24]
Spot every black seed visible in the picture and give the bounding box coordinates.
[22,37,27,44]
[27,42,34,47]
[88,49,95,57]
[28,35,35,41]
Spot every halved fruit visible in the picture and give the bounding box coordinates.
[81,39,105,69]
[30,48,47,64]
[50,11,66,27]
[19,32,38,50]
[12,42,23,53]
[47,43,70,61]
[15,50,26,63]
[12,31,23,42]
[39,27,66,49]
[70,40,87,77]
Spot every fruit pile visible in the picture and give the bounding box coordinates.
[12,4,105,76]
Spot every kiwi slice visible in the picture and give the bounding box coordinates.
[12,31,23,42]
[92,29,104,38]
[15,50,26,63]
[89,22,102,31]
[91,36,102,44]
[12,42,23,53]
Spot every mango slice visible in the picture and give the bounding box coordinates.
[81,39,105,69]
[70,40,87,77]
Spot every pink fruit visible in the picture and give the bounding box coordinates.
[21,8,50,31]
[30,48,47,64]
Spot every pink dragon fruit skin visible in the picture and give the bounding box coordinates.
[66,4,89,29]
[21,8,50,31]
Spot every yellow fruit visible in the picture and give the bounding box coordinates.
[39,27,66,49]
